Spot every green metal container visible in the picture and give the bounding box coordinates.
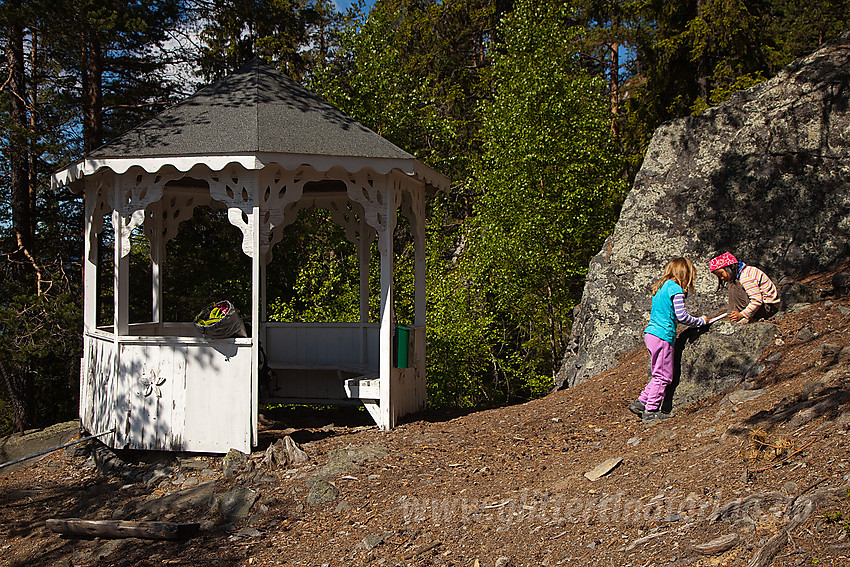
[394,325,411,368]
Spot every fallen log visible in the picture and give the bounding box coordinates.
[692,533,741,555]
[46,518,200,540]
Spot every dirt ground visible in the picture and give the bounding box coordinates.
[2,284,850,567]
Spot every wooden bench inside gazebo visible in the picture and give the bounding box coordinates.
[51,59,449,454]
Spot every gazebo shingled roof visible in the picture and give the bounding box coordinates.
[54,58,447,191]
[90,58,413,159]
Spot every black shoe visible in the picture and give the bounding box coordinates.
[628,399,645,416]
[641,410,672,423]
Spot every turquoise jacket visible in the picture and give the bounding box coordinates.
[644,279,683,344]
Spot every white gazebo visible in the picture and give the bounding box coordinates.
[52,59,449,454]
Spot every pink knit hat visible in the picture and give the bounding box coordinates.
[709,252,738,272]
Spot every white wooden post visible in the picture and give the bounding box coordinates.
[111,189,128,448]
[359,215,370,324]
[358,216,370,366]
[113,209,129,337]
[251,177,261,447]
[413,185,427,412]
[150,200,164,327]
[81,180,99,433]
[378,177,397,430]
[83,182,99,333]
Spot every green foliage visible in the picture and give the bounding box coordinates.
[160,206,252,323]
[266,209,363,323]
[424,205,495,407]
[823,509,850,534]
[0,267,82,433]
[0,399,12,438]
[311,0,628,407]
[458,0,625,402]
[197,0,343,81]
[622,0,850,164]
[310,0,500,182]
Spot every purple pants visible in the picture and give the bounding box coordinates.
[639,333,674,411]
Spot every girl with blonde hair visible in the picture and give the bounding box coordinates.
[630,257,708,422]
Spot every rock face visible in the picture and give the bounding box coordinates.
[556,32,850,389]
[663,321,778,412]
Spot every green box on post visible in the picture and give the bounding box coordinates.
[394,325,411,368]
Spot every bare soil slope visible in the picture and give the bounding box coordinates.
[2,289,850,567]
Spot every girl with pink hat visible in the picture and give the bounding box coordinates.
[709,252,781,323]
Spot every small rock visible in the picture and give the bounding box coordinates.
[696,427,715,438]
[839,345,850,365]
[179,458,208,471]
[584,457,622,482]
[788,409,814,429]
[746,364,766,378]
[223,448,248,477]
[788,303,811,314]
[136,481,216,515]
[832,272,850,297]
[821,343,842,359]
[144,468,170,488]
[229,527,262,540]
[306,479,339,506]
[801,381,825,399]
[728,389,765,405]
[335,500,352,513]
[626,437,641,446]
[362,533,385,550]
[495,557,512,567]
[783,481,798,494]
[796,327,815,342]
[215,486,260,521]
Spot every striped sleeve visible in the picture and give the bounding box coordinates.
[672,293,705,327]
[739,266,779,319]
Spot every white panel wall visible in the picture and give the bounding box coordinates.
[85,336,253,454]
[80,333,119,446]
[265,323,379,371]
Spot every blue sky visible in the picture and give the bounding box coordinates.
[333,0,376,13]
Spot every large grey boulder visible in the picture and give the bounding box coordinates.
[556,32,850,389]
[663,321,778,411]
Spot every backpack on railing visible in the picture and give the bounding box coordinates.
[193,300,247,339]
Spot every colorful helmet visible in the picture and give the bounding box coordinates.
[709,252,738,272]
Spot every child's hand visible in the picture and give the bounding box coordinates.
[729,310,745,322]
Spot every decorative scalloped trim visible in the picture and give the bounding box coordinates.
[53,153,449,192]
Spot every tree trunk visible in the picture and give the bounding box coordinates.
[46,519,200,540]
[610,41,620,135]
[0,360,29,434]
[81,25,103,152]
[6,0,33,255]
[28,29,38,247]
